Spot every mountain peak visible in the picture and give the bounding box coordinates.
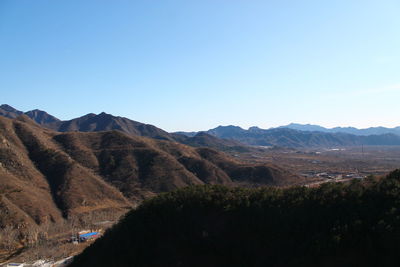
[0,104,23,119]
[206,125,246,139]
[248,126,264,131]
[212,125,245,132]
[97,112,114,119]
[0,104,21,113]
[24,109,60,124]
[282,123,328,132]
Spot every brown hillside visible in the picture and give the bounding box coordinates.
[49,112,175,141]
[0,105,255,151]
[0,116,303,231]
[173,132,252,152]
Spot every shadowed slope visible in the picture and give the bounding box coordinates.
[24,109,60,124]
[50,112,175,141]
[0,116,132,228]
[0,116,302,230]
[0,104,23,119]
[71,171,400,267]
[174,132,252,152]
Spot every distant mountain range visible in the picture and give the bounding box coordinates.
[177,125,400,148]
[280,123,400,136]
[2,104,400,148]
[176,123,400,137]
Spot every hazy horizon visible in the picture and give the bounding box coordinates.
[1,1,399,132]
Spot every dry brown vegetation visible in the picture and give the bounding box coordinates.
[0,115,304,261]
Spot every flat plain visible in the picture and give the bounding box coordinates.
[229,145,400,182]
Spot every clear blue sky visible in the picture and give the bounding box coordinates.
[1,0,399,132]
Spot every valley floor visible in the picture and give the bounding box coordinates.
[230,145,400,181]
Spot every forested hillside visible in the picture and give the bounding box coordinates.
[72,170,400,267]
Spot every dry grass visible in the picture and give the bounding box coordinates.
[0,115,304,260]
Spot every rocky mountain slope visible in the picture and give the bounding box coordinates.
[0,105,249,151]
[0,116,301,230]
[23,109,61,124]
[0,104,23,119]
[0,105,175,141]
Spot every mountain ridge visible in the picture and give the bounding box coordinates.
[3,104,400,137]
[177,125,400,148]
[0,105,252,151]
[280,123,400,136]
[3,104,400,148]
[0,115,301,230]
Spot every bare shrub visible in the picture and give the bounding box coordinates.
[0,225,18,252]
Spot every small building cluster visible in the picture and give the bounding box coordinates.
[301,171,365,180]
[70,230,101,244]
